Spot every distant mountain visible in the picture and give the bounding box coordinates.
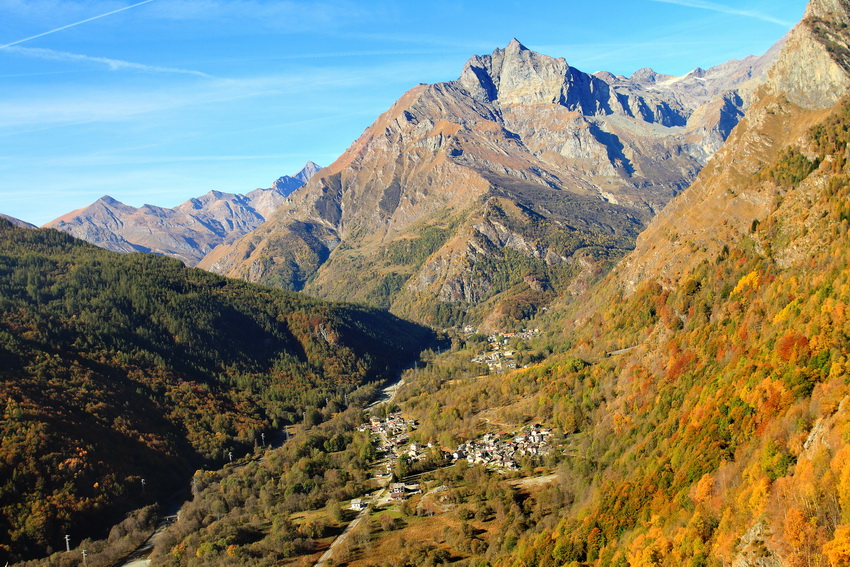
[270,160,323,197]
[0,213,35,228]
[199,39,779,327]
[0,219,430,563]
[44,162,322,266]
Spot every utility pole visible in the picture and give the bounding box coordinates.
[192,475,197,496]
[64,534,70,552]
[82,550,88,567]
[228,451,233,463]
[261,432,265,447]
[141,478,146,496]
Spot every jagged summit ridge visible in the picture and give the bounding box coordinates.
[46,162,321,266]
[805,0,850,18]
[200,39,781,322]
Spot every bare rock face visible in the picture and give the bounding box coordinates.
[45,162,321,266]
[200,39,782,324]
[768,0,850,108]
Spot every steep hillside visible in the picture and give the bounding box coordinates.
[0,221,430,564]
[484,0,850,564]
[200,40,779,328]
[44,162,321,267]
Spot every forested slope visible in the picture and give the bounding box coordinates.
[0,222,432,563]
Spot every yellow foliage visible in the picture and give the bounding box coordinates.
[774,298,801,324]
[836,458,850,524]
[627,526,672,567]
[732,270,760,296]
[693,473,715,505]
[825,525,850,566]
[745,474,771,517]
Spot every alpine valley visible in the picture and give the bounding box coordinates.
[6,0,850,566]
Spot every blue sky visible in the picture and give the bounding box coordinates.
[0,0,807,226]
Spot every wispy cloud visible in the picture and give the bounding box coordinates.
[6,45,214,77]
[0,0,156,48]
[0,59,434,134]
[649,0,793,27]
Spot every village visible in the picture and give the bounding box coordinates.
[353,412,552,509]
[462,326,542,374]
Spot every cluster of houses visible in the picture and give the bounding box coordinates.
[464,327,541,374]
[451,424,552,471]
[358,413,429,483]
[358,413,416,439]
[471,349,519,373]
[352,412,554,512]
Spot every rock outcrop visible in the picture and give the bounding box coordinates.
[45,162,321,266]
[615,0,850,294]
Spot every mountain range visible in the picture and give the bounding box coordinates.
[9,0,850,565]
[197,38,782,327]
[42,161,321,267]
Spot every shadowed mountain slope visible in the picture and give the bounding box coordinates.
[0,221,430,563]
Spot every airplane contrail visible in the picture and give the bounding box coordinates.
[649,0,792,27]
[0,0,156,49]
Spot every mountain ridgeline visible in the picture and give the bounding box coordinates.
[199,39,780,328]
[0,221,431,563]
[44,162,322,267]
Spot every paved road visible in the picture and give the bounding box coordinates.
[313,488,385,567]
[366,375,405,410]
[114,517,176,567]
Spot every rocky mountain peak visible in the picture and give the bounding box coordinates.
[805,0,850,19]
[97,195,121,206]
[294,161,322,184]
[768,0,850,107]
[271,161,323,198]
[630,67,660,83]
[504,38,529,54]
[458,39,570,105]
